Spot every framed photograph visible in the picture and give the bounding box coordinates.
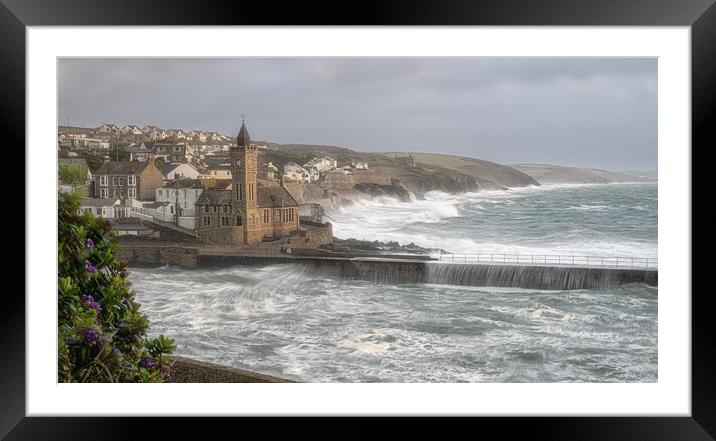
[5,0,714,439]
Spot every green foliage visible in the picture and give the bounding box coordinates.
[58,164,89,185]
[58,192,174,382]
[71,185,88,198]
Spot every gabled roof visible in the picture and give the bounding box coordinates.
[80,198,121,207]
[163,178,205,189]
[111,222,152,231]
[144,201,172,209]
[59,158,88,167]
[95,161,151,175]
[257,184,299,207]
[125,144,152,153]
[158,162,199,176]
[201,179,232,190]
[196,189,232,205]
[203,156,231,167]
[207,164,231,171]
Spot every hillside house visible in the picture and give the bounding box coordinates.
[158,162,202,182]
[94,159,163,201]
[120,125,143,136]
[125,141,155,162]
[283,162,313,183]
[98,124,119,135]
[156,178,204,217]
[154,140,187,163]
[78,198,128,218]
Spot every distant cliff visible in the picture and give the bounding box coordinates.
[511,164,657,185]
[267,145,538,196]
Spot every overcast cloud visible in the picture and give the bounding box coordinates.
[58,58,656,170]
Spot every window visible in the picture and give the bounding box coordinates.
[112,177,119,186]
[128,188,137,199]
[223,205,228,213]
[275,209,281,222]
[263,209,269,223]
[100,188,108,198]
[221,216,229,226]
[213,206,217,213]
[236,183,242,200]
[203,216,211,226]
[128,175,136,186]
[99,175,108,186]
[170,205,174,214]
[204,205,209,213]
[236,214,243,226]
[119,177,126,186]
[101,207,107,216]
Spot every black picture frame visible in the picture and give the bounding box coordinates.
[3,0,713,439]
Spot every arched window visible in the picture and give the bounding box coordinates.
[236,214,243,226]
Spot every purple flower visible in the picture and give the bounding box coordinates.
[81,294,102,313]
[112,348,122,357]
[84,260,98,273]
[139,356,158,370]
[83,328,100,344]
[86,238,94,248]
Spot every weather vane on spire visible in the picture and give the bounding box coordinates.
[240,113,246,123]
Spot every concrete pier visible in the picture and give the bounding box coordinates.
[117,243,657,290]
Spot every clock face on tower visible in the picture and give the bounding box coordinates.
[248,158,256,168]
[234,159,241,166]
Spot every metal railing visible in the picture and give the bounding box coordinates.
[432,252,658,269]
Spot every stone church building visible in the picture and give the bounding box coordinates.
[194,120,301,245]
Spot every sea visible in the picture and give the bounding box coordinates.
[130,182,658,382]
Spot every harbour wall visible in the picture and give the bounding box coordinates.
[118,244,657,290]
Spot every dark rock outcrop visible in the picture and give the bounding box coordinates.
[354,182,412,202]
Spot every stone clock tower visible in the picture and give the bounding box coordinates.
[230,117,259,242]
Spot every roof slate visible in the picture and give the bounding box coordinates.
[95,161,150,175]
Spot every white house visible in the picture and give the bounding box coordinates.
[352,160,369,169]
[166,129,185,139]
[259,161,280,180]
[155,178,204,217]
[304,156,337,173]
[283,162,313,183]
[125,142,155,162]
[64,135,110,150]
[98,124,119,134]
[158,162,202,182]
[121,125,143,136]
[78,198,128,219]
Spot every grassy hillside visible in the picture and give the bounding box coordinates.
[384,152,540,188]
[512,164,656,185]
[267,144,517,194]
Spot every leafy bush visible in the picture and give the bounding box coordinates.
[58,191,175,382]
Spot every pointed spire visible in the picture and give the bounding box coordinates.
[237,116,250,147]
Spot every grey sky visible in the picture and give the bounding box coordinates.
[58,58,657,170]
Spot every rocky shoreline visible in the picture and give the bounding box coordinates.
[320,237,441,255]
[166,356,294,383]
